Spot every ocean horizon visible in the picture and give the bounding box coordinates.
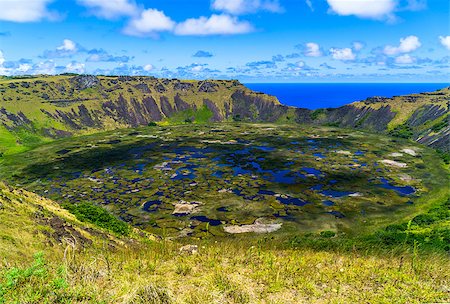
[244,83,449,110]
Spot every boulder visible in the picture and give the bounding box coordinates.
[179,244,198,255]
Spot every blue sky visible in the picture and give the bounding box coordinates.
[0,0,449,82]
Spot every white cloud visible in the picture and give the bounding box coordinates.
[65,62,85,73]
[34,60,56,74]
[143,64,154,71]
[123,9,175,37]
[384,35,421,55]
[352,41,365,51]
[304,42,322,57]
[394,54,415,64]
[327,0,396,20]
[17,63,32,73]
[57,39,77,52]
[0,50,5,66]
[212,0,282,15]
[0,0,56,22]
[190,64,205,72]
[77,0,138,19]
[174,14,253,36]
[305,0,314,12]
[439,36,450,51]
[329,47,356,61]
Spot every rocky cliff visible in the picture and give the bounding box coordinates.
[0,75,283,153]
[0,75,448,154]
[308,88,449,152]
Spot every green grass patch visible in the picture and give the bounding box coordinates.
[166,105,213,124]
[388,124,413,139]
[63,202,130,236]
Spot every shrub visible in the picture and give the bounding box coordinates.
[388,124,413,139]
[148,122,158,127]
[310,109,325,120]
[320,230,336,238]
[132,284,172,304]
[64,202,130,236]
[431,118,448,132]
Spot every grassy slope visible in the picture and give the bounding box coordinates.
[0,181,449,303]
[351,88,449,131]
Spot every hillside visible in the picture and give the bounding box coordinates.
[0,76,449,302]
[0,75,283,155]
[309,87,450,152]
[0,75,448,156]
[1,181,449,303]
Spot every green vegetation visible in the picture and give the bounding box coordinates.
[373,198,450,251]
[437,150,450,164]
[166,105,213,124]
[63,202,130,236]
[310,109,325,120]
[389,124,413,139]
[0,77,449,302]
[431,117,448,132]
[0,253,71,303]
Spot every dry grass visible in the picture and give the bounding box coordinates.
[0,182,449,303]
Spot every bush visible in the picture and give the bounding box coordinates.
[431,118,448,132]
[388,124,413,139]
[310,109,325,120]
[64,202,130,236]
[320,230,336,238]
[148,122,158,127]
[132,284,172,304]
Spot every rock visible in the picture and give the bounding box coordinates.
[134,83,151,93]
[336,150,351,155]
[198,81,218,93]
[173,82,194,91]
[224,218,282,234]
[389,152,403,157]
[401,148,417,156]
[380,159,408,168]
[348,192,363,197]
[179,244,198,255]
[172,201,201,215]
[154,83,166,93]
[70,75,100,90]
[364,96,389,104]
[399,174,413,182]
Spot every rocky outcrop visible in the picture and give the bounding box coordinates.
[160,96,175,117]
[174,94,193,112]
[319,105,396,132]
[198,81,218,93]
[231,90,288,122]
[203,99,223,122]
[174,82,194,92]
[0,75,448,153]
[70,75,100,90]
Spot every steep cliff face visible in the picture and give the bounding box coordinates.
[302,87,449,152]
[0,75,448,154]
[0,75,282,153]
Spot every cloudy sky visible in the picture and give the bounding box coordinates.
[0,0,449,82]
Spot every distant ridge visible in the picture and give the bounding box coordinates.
[0,75,448,155]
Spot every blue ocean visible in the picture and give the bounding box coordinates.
[244,83,449,110]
